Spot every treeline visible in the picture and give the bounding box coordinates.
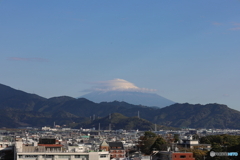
[200,134,240,160]
[182,134,240,160]
[139,132,240,160]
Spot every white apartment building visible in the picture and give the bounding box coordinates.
[14,141,110,160]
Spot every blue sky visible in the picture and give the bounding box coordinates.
[1,0,240,110]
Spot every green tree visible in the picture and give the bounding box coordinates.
[191,149,207,160]
[173,134,180,143]
[144,131,157,138]
[179,147,207,160]
[139,131,158,155]
[139,132,170,155]
[193,134,199,140]
[150,136,167,151]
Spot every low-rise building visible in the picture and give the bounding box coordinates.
[152,151,195,160]
[108,142,125,159]
[99,141,125,159]
[177,136,211,150]
[14,138,110,160]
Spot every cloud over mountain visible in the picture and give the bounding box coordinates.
[84,79,156,93]
[81,79,174,108]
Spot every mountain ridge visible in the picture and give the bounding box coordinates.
[1,83,240,129]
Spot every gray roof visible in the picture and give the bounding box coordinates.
[108,142,124,149]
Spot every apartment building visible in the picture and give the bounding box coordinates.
[14,138,110,160]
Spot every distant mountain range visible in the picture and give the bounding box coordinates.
[1,83,240,129]
[81,91,175,108]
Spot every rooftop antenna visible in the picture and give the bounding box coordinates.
[109,113,111,131]
[24,130,28,145]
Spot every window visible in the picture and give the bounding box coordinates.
[75,155,89,159]
[100,154,107,158]
[43,155,54,158]
[25,155,38,158]
[180,155,186,158]
[58,155,70,158]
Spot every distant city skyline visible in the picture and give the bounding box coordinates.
[1,1,240,110]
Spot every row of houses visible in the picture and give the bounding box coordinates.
[14,137,199,160]
[0,128,218,160]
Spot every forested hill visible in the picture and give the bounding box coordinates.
[1,83,240,129]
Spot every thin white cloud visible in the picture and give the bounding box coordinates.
[212,22,222,26]
[7,57,48,62]
[229,27,240,31]
[228,22,240,31]
[84,79,156,93]
[232,22,240,26]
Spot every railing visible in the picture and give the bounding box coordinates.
[17,149,107,153]
[17,151,88,153]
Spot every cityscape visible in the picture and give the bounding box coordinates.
[0,123,240,160]
[1,0,240,160]
[0,84,240,160]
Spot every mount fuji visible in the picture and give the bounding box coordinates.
[81,90,175,108]
[81,79,175,108]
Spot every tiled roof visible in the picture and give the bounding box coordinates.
[108,142,124,149]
